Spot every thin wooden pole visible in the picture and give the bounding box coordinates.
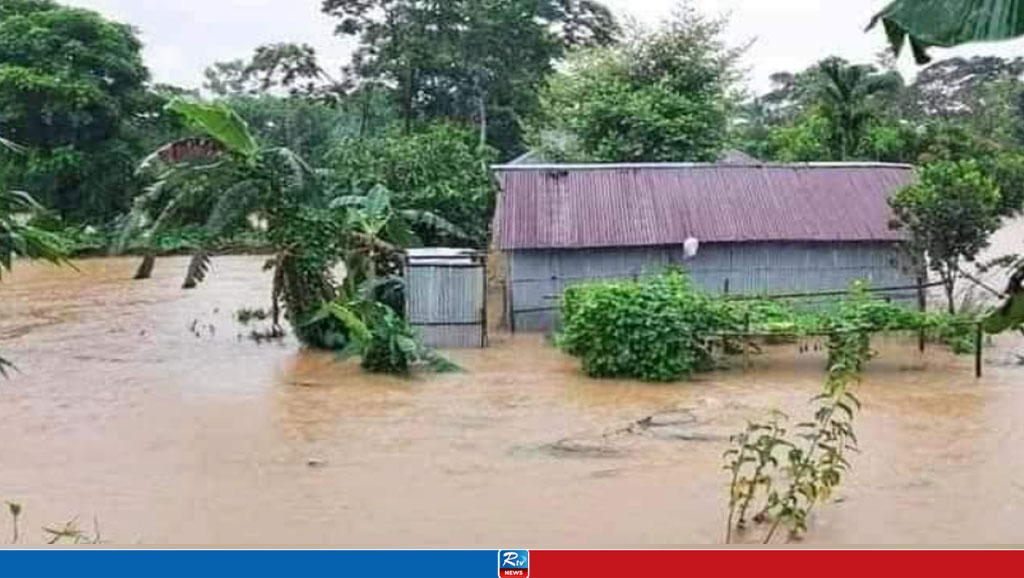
[975,322,984,379]
[917,276,927,354]
[480,254,489,348]
[743,312,752,370]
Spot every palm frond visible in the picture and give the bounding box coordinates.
[421,349,462,373]
[165,99,259,159]
[0,136,25,154]
[181,252,212,290]
[310,302,373,345]
[0,190,69,279]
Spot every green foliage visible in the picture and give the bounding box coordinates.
[313,299,459,375]
[0,0,153,221]
[890,160,1002,313]
[985,263,1024,334]
[871,0,1024,64]
[561,273,981,384]
[536,6,744,163]
[558,271,740,382]
[0,188,67,279]
[325,124,497,247]
[815,57,905,160]
[322,0,618,157]
[164,99,259,160]
[725,316,869,544]
[0,139,68,378]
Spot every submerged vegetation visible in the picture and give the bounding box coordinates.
[558,271,979,383]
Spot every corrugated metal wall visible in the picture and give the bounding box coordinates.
[407,263,487,348]
[508,242,919,332]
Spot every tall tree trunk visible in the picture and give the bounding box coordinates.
[942,268,957,315]
[478,93,488,150]
[403,69,417,134]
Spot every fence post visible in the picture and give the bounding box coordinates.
[724,278,731,296]
[481,254,489,348]
[743,312,752,370]
[917,276,927,354]
[975,322,984,379]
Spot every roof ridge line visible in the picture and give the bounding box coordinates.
[492,162,915,171]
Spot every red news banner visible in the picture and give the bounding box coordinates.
[528,550,1024,578]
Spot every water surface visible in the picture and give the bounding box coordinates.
[1,256,1022,546]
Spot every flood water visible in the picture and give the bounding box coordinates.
[1,256,1023,546]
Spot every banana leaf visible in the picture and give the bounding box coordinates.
[870,0,1024,63]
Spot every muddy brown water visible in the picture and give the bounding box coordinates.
[1,256,1024,546]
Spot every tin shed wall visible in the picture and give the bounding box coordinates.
[508,242,918,332]
[407,263,487,348]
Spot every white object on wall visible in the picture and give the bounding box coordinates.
[683,237,700,260]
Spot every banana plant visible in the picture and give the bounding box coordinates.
[310,296,459,375]
[871,0,1024,64]
[123,98,316,287]
[329,184,467,294]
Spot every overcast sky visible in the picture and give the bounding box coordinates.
[64,0,1024,94]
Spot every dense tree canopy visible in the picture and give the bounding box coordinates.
[0,0,154,220]
[325,123,497,247]
[320,0,620,158]
[534,4,745,162]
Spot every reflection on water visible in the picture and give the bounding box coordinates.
[1,256,1023,545]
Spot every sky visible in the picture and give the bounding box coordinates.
[64,0,1024,94]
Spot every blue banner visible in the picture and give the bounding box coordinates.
[0,550,501,578]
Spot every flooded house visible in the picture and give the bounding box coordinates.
[492,162,920,332]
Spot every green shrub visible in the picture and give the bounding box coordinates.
[558,271,741,382]
[560,275,980,383]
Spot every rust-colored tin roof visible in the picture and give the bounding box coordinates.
[493,163,915,250]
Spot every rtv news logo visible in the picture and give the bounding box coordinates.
[498,550,529,578]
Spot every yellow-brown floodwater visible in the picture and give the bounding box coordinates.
[1,256,1023,546]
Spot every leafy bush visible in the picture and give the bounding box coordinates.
[561,274,981,383]
[558,271,740,382]
[313,300,458,375]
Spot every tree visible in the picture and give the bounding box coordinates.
[0,0,152,221]
[869,0,1024,333]
[890,161,1002,313]
[536,3,745,162]
[816,58,904,160]
[325,123,497,247]
[903,56,1024,120]
[204,43,347,104]
[737,57,905,162]
[125,100,459,372]
[320,0,619,157]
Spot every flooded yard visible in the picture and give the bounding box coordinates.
[1,256,1023,546]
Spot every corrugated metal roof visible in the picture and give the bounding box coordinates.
[493,163,915,250]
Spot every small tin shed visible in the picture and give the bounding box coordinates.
[492,162,922,332]
[404,248,488,348]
